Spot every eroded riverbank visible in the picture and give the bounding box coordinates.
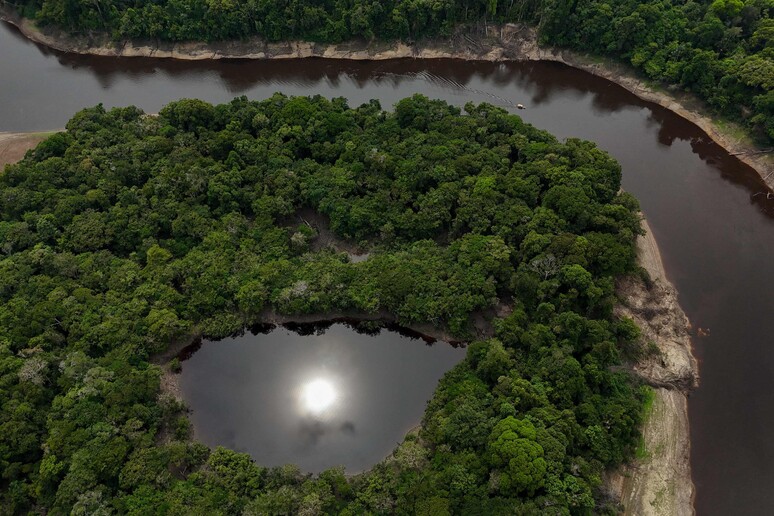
[1,7,771,191]
[609,219,698,516]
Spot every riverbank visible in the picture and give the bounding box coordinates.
[0,131,52,169]
[608,219,698,516]
[1,7,772,191]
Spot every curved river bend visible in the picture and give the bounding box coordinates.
[3,21,773,515]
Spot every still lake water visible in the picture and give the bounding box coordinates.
[2,21,774,513]
[178,323,465,473]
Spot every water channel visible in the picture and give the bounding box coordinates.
[2,21,773,514]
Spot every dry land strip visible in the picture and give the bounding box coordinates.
[608,219,698,516]
[0,131,51,169]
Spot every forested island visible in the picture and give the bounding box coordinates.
[5,0,773,148]
[0,95,661,513]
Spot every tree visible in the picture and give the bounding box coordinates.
[487,417,547,495]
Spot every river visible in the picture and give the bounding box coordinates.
[2,21,773,514]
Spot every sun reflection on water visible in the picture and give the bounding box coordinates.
[300,378,337,416]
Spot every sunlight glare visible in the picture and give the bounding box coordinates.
[301,378,337,414]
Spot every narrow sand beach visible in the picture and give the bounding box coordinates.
[609,219,698,515]
[0,131,51,169]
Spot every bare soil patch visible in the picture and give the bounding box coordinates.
[0,132,50,169]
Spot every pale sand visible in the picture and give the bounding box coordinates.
[0,131,53,169]
[609,218,698,515]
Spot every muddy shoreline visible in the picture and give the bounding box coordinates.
[1,7,771,191]
[0,131,52,169]
[608,219,698,515]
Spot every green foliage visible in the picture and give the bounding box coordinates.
[487,417,547,495]
[540,0,773,144]
[0,96,646,513]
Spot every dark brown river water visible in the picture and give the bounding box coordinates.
[3,21,773,514]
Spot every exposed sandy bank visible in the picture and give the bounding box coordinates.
[622,220,698,392]
[1,7,772,190]
[608,218,698,515]
[0,131,51,169]
[608,388,693,516]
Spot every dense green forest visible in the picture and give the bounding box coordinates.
[1,95,648,514]
[7,0,774,144]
